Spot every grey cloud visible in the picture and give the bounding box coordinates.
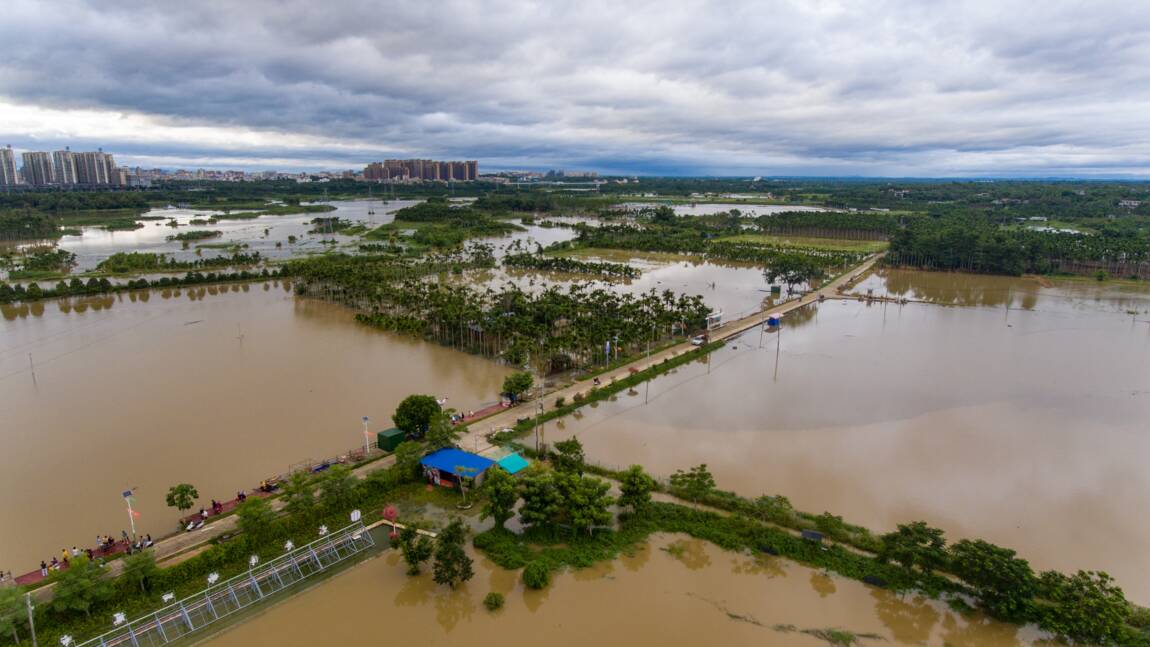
[1,0,1149,175]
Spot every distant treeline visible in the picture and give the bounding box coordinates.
[96,251,263,273]
[0,268,284,304]
[502,253,641,279]
[889,215,1150,275]
[386,197,523,247]
[564,215,867,284]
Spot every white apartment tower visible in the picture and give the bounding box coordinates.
[21,151,55,186]
[53,148,78,185]
[0,145,19,187]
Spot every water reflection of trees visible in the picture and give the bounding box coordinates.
[663,539,711,570]
[808,572,835,597]
[620,542,651,572]
[870,589,939,644]
[938,611,1024,646]
[878,270,1040,309]
[731,553,785,579]
[433,584,475,632]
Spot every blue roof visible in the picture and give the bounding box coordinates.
[496,453,529,475]
[420,448,495,476]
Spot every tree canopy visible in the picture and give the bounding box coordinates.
[165,483,199,512]
[393,395,442,438]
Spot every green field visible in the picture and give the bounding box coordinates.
[714,233,889,252]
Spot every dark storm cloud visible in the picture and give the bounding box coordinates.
[1,0,1149,175]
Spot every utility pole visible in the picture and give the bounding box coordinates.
[773,321,782,382]
[26,592,38,647]
[362,416,371,455]
[123,489,138,542]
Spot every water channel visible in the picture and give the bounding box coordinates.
[206,534,1043,646]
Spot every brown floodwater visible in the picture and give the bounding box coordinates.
[207,533,1042,646]
[0,284,509,571]
[545,271,1150,602]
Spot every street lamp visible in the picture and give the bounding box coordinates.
[361,416,371,455]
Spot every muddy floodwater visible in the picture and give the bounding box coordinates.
[547,271,1150,602]
[207,534,1041,646]
[0,285,509,570]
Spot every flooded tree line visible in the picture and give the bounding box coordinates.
[287,241,716,371]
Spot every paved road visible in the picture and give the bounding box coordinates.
[457,253,883,455]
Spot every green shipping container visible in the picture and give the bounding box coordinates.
[377,428,406,452]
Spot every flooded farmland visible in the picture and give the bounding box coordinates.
[0,284,510,570]
[207,534,1043,646]
[544,271,1150,602]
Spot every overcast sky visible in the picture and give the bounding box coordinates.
[1,0,1148,176]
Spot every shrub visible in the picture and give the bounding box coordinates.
[483,592,505,611]
[522,561,551,590]
[554,396,566,408]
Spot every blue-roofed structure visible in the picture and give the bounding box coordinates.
[420,448,496,487]
[496,452,529,475]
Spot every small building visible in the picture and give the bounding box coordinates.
[496,452,530,476]
[376,428,406,452]
[420,448,495,488]
[706,310,723,331]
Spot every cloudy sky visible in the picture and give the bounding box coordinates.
[1,0,1149,176]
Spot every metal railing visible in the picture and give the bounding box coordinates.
[75,522,375,647]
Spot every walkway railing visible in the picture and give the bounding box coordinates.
[75,522,375,647]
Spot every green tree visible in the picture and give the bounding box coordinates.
[0,587,25,645]
[949,539,1036,621]
[433,518,474,589]
[318,464,356,512]
[398,525,433,576]
[502,371,534,401]
[551,438,585,474]
[424,411,462,450]
[480,466,519,528]
[1037,570,1129,644]
[618,464,656,512]
[164,483,199,513]
[878,521,947,575]
[519,472,563,532]
[236,496,277,546]
[752,494,795,523]
[669,464,715,502]
[565,475,613,536]
[522,560,550,589]
[52,555,112,619]
[393,441,425,480]
[393,394,441,438]
[281,471,317,518]
[121,549,159,593]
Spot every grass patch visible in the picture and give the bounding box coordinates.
[473,502,955,597]
[715,233,889,253]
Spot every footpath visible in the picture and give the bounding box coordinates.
[15,253,881,599]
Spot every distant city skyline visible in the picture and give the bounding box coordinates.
[1,1,1148,177]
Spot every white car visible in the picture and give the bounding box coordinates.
[690,336,706,346]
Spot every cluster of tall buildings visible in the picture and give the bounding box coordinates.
[0,145,131,188]
[363,159,478,182]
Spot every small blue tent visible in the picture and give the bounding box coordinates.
[496,453,529,475]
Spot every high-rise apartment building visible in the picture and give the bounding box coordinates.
[21,151,55,186]
[0,146,18,187]
[74,150,117,186]
[363,159,478,182]
[53,149,78,185]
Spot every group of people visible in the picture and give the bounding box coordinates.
[36,531,157,578]
[0,569,14,584]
